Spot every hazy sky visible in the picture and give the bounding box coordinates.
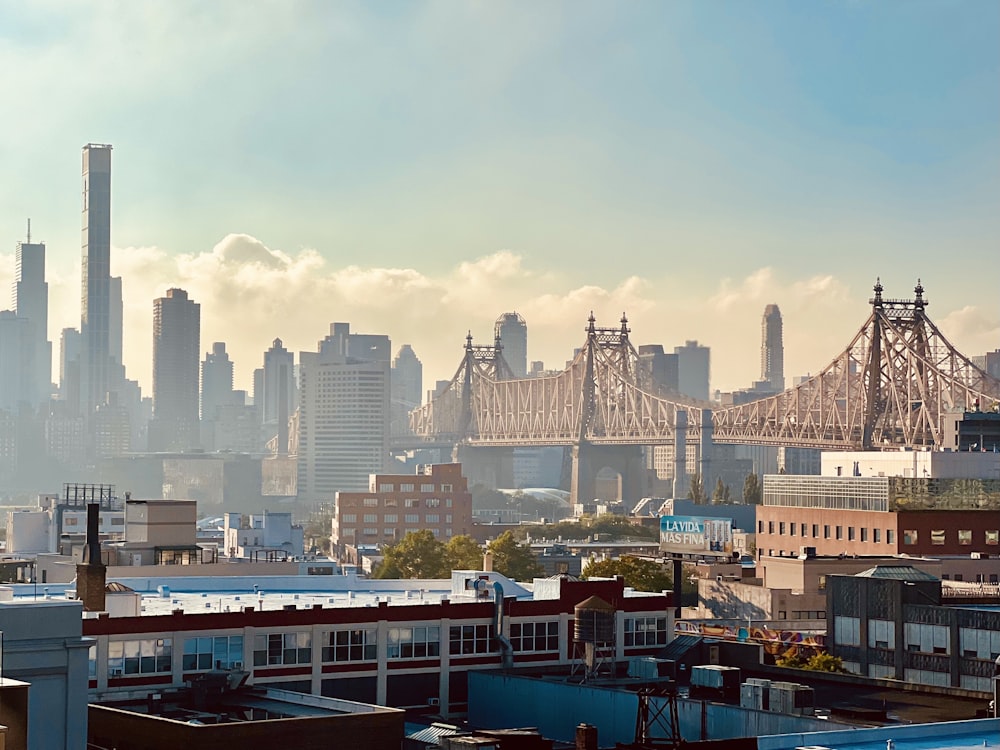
[1,1,997,396]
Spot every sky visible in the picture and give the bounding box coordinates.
[0,1,997,396]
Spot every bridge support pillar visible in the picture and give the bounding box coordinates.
[698,408,714,490]
[452,445,515,490]
[569,442,647,510]
[672,410,688,499]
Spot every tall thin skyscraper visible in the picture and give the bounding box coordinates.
[761,304,784,392]
[495,312,527,378]
[261,338,296,453]
[201,342,235,421]
[109,276,123,368]
[13,222,51,405]
[149,289,200,451]
[80,144,113,416]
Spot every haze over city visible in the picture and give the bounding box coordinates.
[1,1,997,395]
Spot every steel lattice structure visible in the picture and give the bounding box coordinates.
[410,282,1000,450]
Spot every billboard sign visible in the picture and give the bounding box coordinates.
[659,515,733,557]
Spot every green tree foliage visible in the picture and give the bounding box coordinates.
[373,530,449,579]
[582,556,673,592]
[510,514,656,542]
[487,531,543,581]
[712,477,732,505]
[743,472,762,505]
[445,534,484,570]
[687,473,706,504]
[776,651,843,672]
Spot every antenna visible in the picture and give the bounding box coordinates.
[26,218,31,244]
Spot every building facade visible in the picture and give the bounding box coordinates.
[495,312,527,378]
[14,230,51,407]
[296,324,390,502]
[81,143,113,419]
[674,340,710,402]
[201,342,235,421]
[150,289,201,452]
[332,464,472,557]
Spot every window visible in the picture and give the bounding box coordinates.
[363,514,377,523]
[183,635,244,671]
[848,527,855,542]
[903,530,918,545]
[441,483,453,492]
[384,498,397,507]
[388,626,440,659]
[811,524,819,537]
[342,514,356,523]
[426,498,440,508]
[111,517,124,526]
[404,499,420,508]
[836,526,843,540]
[400,483,415,492]
[363,527,378,536]
[874,528,881,543]
[987,530,999,545]
[818,575,827,590]
[509,621,559,652]
[758,521,764,533]
[427,514,439,523]
[782,522,789,536]
[446,514,452,523]
[421,484,435,492]
[834,616,860,646]
[405,514,419,523]
[800,523,807,536]
[768,521,775,534]
[860,528,868,542]
[887,529,895,544]
[930,530,945,546]
[253,632,311,666]
[446,499,453,508]
[624,617,669,647]
[363,498,378,507]
[378,483,394,492]
[450,624,493,655]
[823,525,830,539]
[89,644,97,678]
[322,629,376,662]
[958,530,972,546]
[109,638,172,676]
[384,514,398,523]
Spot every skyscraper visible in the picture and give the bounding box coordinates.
[149,289,200,451]
[761,303,784,392]
[296,323,390,502]
[13,223,51,406]
[109,275,123,368]
[59,327,81,412]
[201,342,235,421]
[391,344,422,438]
[80,144,113,416]
[674,340,711,402]
[495,312,527,378]
[261,338,295,453]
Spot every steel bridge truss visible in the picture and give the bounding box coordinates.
[712,280,1000,449]
[410,314,705,447]
[410,282,1000,450]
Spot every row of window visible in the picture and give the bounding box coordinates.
[344,527,455,538]
[344,513,454,524]
[761,521,1000,547]
[376,483,454,493]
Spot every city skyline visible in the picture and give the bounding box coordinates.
[0,2,997,396]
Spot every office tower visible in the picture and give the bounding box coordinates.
[673,340,710,402]
[391,345,422,408]
[149,289,200,451]
[0,311,33,412]
[261,338,295,453]
[201,342,235,421]
[296,323,390,502]
[761,303,784,392]
[59,328,81,411]
[13,224,52,406]
[985,350,1000,380]
[495,312,527,378]
[637,344,680,392]
[80,144,113,416]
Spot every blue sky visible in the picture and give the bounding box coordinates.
[0,1,997,393]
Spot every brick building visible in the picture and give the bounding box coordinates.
[332,464,472,560]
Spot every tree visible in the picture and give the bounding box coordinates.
[776,650,843,673]
[743,472,762,505]
[687,473,706,504]
[712,477,731,505]
[582,556,673,592]
[445,534,484,571]
[372,530,449,579]
[487,531,543,581]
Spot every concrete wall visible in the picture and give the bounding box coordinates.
[468,672,838,746]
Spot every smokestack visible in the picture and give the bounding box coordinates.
[77,503,107,612]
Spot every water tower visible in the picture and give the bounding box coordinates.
[571,595,615,682]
